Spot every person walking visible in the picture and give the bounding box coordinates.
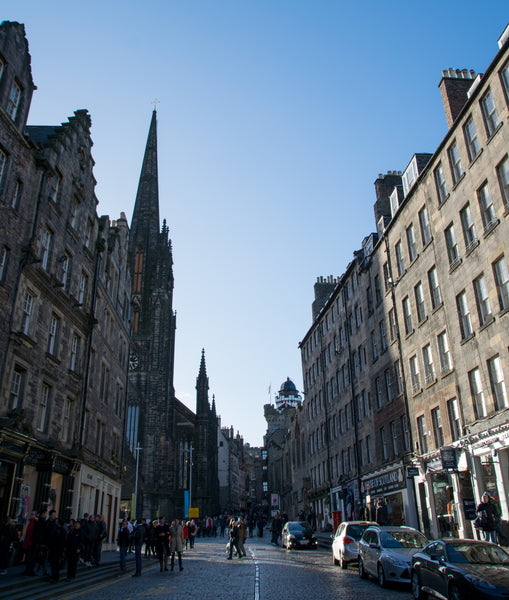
[93,514,107,565]
[476,492,498,543]
[23,507,48,576]
[65,520,84,581]
[132,518,146,577]
[169,519,184,571]
[117,520,130,573]
[270,513,282,546]
[46,512,66,583]
[376,498,388,526]
[188,519,196,549]
[155,516,170,572]
[237,518,247,557]
[227,518,242,560]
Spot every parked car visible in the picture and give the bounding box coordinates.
[411,538,509,600]
[332,521,378,568]
[358,525,428,587]
[281,521,318,550]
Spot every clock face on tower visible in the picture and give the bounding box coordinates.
[129,354,139,370]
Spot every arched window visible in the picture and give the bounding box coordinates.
[133,247,143,293]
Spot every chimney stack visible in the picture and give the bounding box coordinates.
[439,68,477,129]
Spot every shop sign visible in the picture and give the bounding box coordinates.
[440,447,458,470]
[362,467,406,495]
[463,498,476,520]
[407,467,419,477]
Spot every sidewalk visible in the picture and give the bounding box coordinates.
[0,549,132,589]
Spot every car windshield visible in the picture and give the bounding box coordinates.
[289,522,312,533]
[380,531,427,549]
[447,543,509,565]
[346,524,371,541]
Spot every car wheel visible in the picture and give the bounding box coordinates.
[411,571,427,600]
[377,563,387,588]
[340,553,348,569]
[359,557,367,579]
[448,583,461,600]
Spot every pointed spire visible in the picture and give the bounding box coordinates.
[130,110,160,246]
[196,348,209,414]
[211,394,216,415]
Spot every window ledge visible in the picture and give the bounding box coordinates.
[438,193,450,209]
[465,239,480,257]
[452,172,466,191]
[422,238,433,252]
[460,332,475,345]
[409,254,420,268]
[486,120,504,145]
[441,368,454,379]
[412,387,423,397]
[425,378,437,389]
[468,147,484,168]
[499,307,509,318]
[449,257,463,273]
[405,329,415,340]
[479,316,495,332]
[432,302,444,314]
[483,219,500,238]
[504,204,509,218]
[418,315,429,328]
[45,353,61,367]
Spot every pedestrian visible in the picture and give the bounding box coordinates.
[93,514,107,565]
[270,512,282,546]
[183,521,189,550]
[46,512,66,583]
[188,519,196,549]
[117,520,130,573]
[132,518,146,577]
[475,492,498,543]
[237,518,247,557]
[488,493,507,545]
[144,520,155,557]
[154,516,170,572]
[256,516,264,538]
[227,518,241,560]
[376,498,388,526]
[307,506,317,531]
[169,519,184,571]
[23,507,48,576]
[385,498,393,526]
[65,520,84,581]
[82,514,97,567]
[0,516,17,575]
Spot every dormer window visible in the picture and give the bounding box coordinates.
[0,57,5,83]
[6,80,21,121]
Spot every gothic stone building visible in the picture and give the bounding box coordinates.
[125,111,219,519]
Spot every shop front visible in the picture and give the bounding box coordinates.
[414,446,475,540]
[361,463,418,530]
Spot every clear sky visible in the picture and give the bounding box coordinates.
[8,1,509,445]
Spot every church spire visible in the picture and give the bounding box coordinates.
[196,349,209,414]
[130,110,160,247]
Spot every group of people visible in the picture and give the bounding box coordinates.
[15,508,107,583]
[117,516,187,577]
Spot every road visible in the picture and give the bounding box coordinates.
[62,535,413,600]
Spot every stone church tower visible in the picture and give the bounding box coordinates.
[127,109,179,518]
[193,350,220,516]
[126,111,219,518]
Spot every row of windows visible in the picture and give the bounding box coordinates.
[0,53,22,123]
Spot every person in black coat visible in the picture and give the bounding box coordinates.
[66,520,84,581]
[117,520,130,573]
[46,512,66,582]
[23,507,48,576]
[476,492,498,543]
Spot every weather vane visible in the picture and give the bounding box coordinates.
[152,98,160,111]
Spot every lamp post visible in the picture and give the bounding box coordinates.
[188,445,194,515]
[134,444,142,519]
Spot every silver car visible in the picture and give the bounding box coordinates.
[332,521,377,568]
[358,526,428,587]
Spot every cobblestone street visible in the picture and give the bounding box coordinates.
[51,536,413,600]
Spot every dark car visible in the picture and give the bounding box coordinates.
[281,521,317,550]
[411,538,509,600]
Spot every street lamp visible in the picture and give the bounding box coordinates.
[134,444,142,519]
[188,445,194,516]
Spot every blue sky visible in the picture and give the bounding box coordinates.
[9,2,509,445]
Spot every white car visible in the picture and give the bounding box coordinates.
[332,521,377,568]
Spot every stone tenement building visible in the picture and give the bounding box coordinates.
[0,21,131,547]
[124,110,219,519]
[267,23,509,539]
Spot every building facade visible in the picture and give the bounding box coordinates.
[268,23,509,538]
[0,21,131,547]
